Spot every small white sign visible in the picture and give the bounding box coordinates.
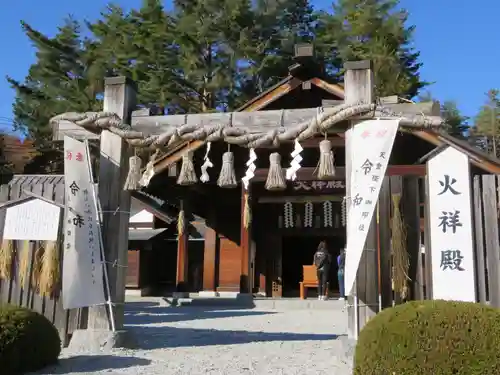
[428,147,476,302]
[3,199,60,241]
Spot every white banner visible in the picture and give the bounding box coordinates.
[428,147,475,301]
[345,119,400,295]
[63,136,106,309]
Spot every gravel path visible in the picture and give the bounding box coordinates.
[36,300,354,375]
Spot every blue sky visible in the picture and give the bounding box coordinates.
[0,0,498,136]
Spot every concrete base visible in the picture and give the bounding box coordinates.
[198,291,220,298]
[67,329,137,352]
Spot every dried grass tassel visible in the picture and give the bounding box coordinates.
[177,209,185,236]
[265,153,286,191]
[177,151,198,186]
[140,150,159,188]
[18,241,30,287]
[124,155,142,190]
[243,192,251,229]
[39,241,60,297]
[316,139,336,180]
[0,240,14,279]
[31,243,44,289]
[391,193,409,300]
[217,151,237,188]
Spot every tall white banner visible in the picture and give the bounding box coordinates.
[428,147,475,301]
[63,136,106,309]
[344,119,400,295]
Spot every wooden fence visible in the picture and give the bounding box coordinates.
[0,175,85,346]
[380,174,499,308]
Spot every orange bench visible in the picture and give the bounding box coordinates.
[299,265,329,299]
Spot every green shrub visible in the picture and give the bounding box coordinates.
[354,300,500,375]
[0,304,61,374]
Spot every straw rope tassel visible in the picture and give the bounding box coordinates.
[31,243,44,289]
[265,152,286,191]
[218,151,237,188]
[317,139,336,180]
[177,210,185,237]
[243,192,251,229]
[0,240,14,279]
[18,241,30,287]
[123,155,142,190]
[177,151,198,186]
[391,193,409,299]
[39,241,60,297]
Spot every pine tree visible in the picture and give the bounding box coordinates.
[316,0,427,98]
[471,89,500,156]
[7,18,100,173]
[440,101,469,139]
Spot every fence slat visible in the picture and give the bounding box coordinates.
[482,175,500,307]
[473,176,487,303]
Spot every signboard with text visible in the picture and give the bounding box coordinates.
[62,136,106,310]
[428,147,475,302]
[3,199,60,241]
[344,119,400,295]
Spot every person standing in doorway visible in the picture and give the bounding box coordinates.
[313,241,331,300]
[337,249,346,300]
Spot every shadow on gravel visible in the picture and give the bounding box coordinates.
[32,355,151,374]
[129,325,345,350]
[125,307,275,325]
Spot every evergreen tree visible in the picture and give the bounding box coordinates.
[316,0,427,98]
[440,101,469,139]
[7,18,101,173]
[471,89,500,156]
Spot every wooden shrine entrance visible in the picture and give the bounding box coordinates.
[253,179,346,298]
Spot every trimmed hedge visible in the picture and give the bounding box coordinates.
[0,304,61,374]
[354,300,500,375]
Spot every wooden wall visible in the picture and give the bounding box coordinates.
[0,176,85,346]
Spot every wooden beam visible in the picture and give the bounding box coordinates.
[253,165,425,181]
[343,59,378,339]
[176,200,189,293]
[88,76,136,331]
[121,103,440,138]
[310,77,345,98]
[243,77,303,112]
[240,186,251,293]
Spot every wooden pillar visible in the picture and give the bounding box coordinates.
[402,176,423,300]
[344,60,379,338]
[88,77,136,330]
[176,200,189,293]
[202,210,218,292]
[378,177,393,308]
[240,186,251,294]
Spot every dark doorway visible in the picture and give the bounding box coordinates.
[281,235,345,298]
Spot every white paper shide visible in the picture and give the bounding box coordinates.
[62,136,106,309]
[428,147,475,302]
[344,119,400,295]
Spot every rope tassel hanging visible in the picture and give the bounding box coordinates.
[265,152,286,191]
[243,192,251,229]
[316,139,336,180]
[218,150,237,188]
[0,240,14,279]
[140,150,159,188]
[177,151,198,186]
[124,154,143,190]
[391,193,409,300]
[39,241,60,297]
[177,209,185,236]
